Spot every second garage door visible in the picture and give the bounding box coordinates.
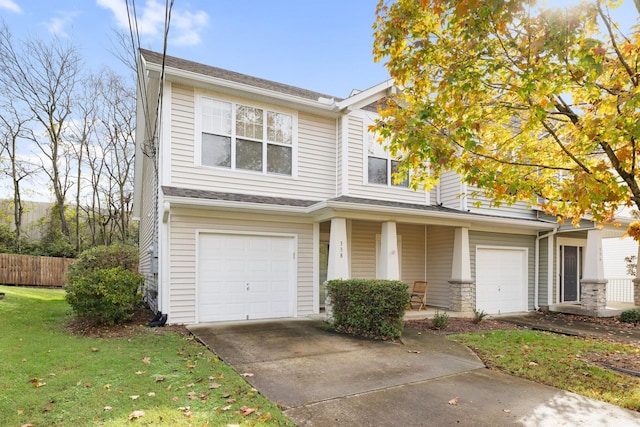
[476,247,528,314]
[197,233,295,322]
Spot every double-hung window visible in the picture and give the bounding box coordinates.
[200,97,293,176]
[366,127,408,187]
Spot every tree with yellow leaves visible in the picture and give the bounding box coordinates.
[373,0,640,236]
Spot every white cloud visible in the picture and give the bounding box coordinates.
[0,0,21,13]
[96,0,208,46]
[45,11,81,38]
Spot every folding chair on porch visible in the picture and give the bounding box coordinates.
[409,281,428,311]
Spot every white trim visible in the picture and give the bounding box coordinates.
[312,222,320,313]
[335,79,393,112]
[162,81,172,186]
[341,116,349,195]
[475,245,529,314]
[194,229,298,323]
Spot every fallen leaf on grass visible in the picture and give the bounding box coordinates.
[226,398,237,404]
[91,347,99,352]
[28,378,46,388]
[147,392,156,397]
[155,376,165,382]
[20,424,34,427]
[129,395,139,400]
[448,397,459,406]
[141,357,151,365]
[528,361,539,367]
[221,405,233,411]
[135,371,145,375]
[104,406,112,411]
[128,410,145,420]
[209,381,221,389]
[240,406,256,416]
[17,409,24,414]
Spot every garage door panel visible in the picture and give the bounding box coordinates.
[198,234,294,322]
[476,248,527,315]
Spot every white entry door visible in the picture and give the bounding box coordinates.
[198,233,295,322]
[476,247,528,314]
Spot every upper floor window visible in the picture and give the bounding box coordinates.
[366,127,408,187]
[200,97,294,176]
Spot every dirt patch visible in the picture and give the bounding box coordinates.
[66,304,188,338]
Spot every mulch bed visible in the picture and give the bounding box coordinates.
[66,304,188,338]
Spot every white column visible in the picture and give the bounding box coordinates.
[451,227,472,282]
[379,221,400,280]
[583,229,605,282]
[327,218,349,280]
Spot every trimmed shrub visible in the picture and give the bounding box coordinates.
[67,243,139,283]
[65,267,144,325]
[620,309,640,324]
[326,279,410,340]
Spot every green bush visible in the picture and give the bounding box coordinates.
[67,243,139,283]
[431,311,450,330]
[65,267,144,325]
[619,309,640,324]
[326,279,410,340]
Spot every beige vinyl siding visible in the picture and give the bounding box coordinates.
[467,186,537,220]
[350,220,378,279]
[138,154,158,310]
[398,224,426,286]
[469,231,536,310]
[345,114,429,204]
[425,226,455,308]
[349,221,425,285]
[170,84,195,174]
[169,87,336,200]
[439,171,464,210]
[168,208,314,324]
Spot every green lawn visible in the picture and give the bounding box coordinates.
[451,329,640,411]
[0,285,293,426]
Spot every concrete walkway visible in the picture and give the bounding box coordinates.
[188,319,640,426]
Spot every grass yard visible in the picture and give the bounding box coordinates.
[451,329,640,411]
[0,285,293,426]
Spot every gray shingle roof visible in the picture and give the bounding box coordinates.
[162,186,319,207]
[140,49,343,102]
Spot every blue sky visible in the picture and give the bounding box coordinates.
[0,0,390,97]
[0,1,638,97]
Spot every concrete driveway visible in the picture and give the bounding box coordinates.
[188,319,640,426]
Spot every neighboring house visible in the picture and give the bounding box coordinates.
[133,49,637,324]
[0,199,52,241]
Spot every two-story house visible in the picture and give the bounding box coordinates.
[133,49,636,325]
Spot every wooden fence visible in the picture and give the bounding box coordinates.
[0,254,75,287]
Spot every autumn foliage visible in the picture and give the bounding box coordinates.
[373,0,640,233]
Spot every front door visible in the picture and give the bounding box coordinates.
[562,246,580,302]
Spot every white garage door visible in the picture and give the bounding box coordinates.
[198,233,295,322]
[476,247,527,314]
